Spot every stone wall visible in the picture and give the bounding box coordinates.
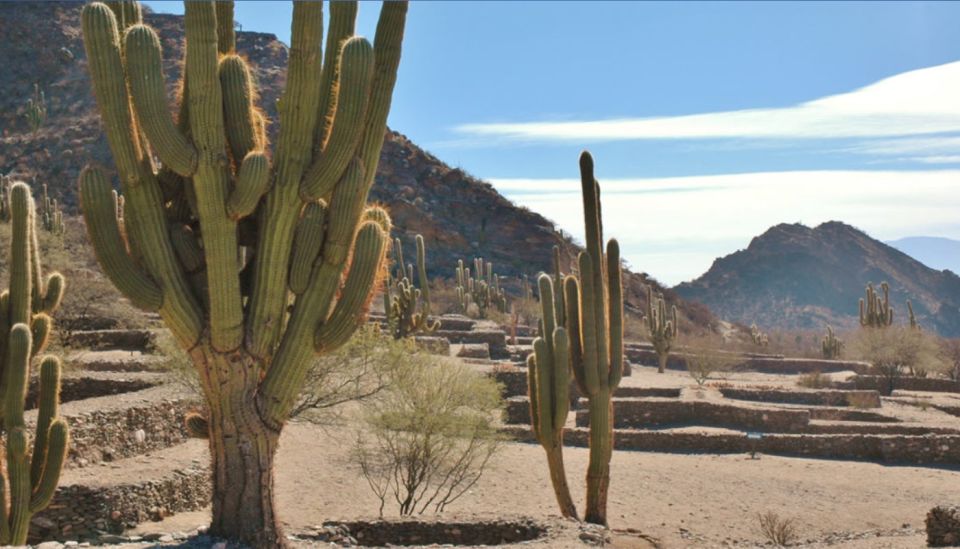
[625,346,870,375]
[30,465,210,542]
[837,375,960,394]
[436,329,509,359]
[26,376,160,408]
[66,329,156,351]
[574,398,811,432]
[719,387,881,408]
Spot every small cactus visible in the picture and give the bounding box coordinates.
[24,83,47,134]
[455,257,507,318]
[821,325,842,359]
[859,282,894,328]
[750,323,769,347]
[384,234,440,339]
[38,184,64,236]
[644,286,677,373]
[907,300,920,331]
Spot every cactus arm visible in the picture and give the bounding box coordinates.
[29,357,61,485]
[41,273,65,314]
[577,252,601,395]
[314,1,358,151]
[184,2,243,351]
[246,1,325,357]
[301,37,375,201]
[219,55,260,166]
[579,152,608,381]
[226,151,270,219]
[30,314,51,356]
[4,325,31,430]
[29,419,67,513]
[564,275,588,395]
[79,168,163,311]
[6,428,29,544]
[0,469,8,545]
[215,0,235,54]
[526,354,542,440]
[8,186,32,326]
[606,239,623,389]
[124,24,197,177]
[288,201,327,295]
[169,224,204,273]
[105,0,141,30]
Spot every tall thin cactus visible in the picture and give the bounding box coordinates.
[78,1,406,545]
[859,282,894,328]
[384,234,439,339]
[0,182,69,545]
[907,300,920,330]
[455,256,507,318]
[643,286,677,373]
[24,84,47,134]
[821,325,842,359]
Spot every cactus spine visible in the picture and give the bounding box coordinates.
[384,234,440,339]
[79,2,406,545]
[821,325,842,359]
[455,257,508,318]
[859,282,894,328]
[0,182,68,545]
[566,151,623,525]
[643,286,677,373]
[24,83,47,134]
[527,273,578,519]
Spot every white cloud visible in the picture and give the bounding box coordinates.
[456,61,960,143]
[491,170,960,285]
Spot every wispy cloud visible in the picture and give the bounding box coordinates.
[491,170,960,285]
[456,61,960,144]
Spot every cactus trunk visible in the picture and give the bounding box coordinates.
[544,443,578,519]
[657,353,668,374]
[585,390,613,525]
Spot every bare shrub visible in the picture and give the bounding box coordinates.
[757,511,799,546]
[846,392,878,409]
[851,327,946,394]
[685,347,738,386]
[938,338,960,381]
[353,356,504,516]
[796,371,833,389]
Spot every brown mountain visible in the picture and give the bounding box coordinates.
[0,1,717,332]
[675,221,960,337]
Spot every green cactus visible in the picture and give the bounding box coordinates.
[384,234,440,339]
[907,299,920,330]
[0,176,11,223]
[644,286,677,373]
[24,84,47,134]
[527,273,578,519]
[750,323,769,347]
[859,282,894,328]
[821,325,842,359]
[564,151,624,526]
[455,256,508,318]
[78,2,406,545]
[37,184,64,236]
[0,182,69,545]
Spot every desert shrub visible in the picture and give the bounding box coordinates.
[846,392,877,409]
[938,338,960,381]
[851,327,947,394]
[353,355,504,516]
[757,511,798,546]
[796,371,833,389]
[685,347,738,386]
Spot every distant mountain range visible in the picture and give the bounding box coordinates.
[675,221,960,337]
[886,236,960,274]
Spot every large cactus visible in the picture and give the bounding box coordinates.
[565,151,623,525]
[455,257,508,318]
[0,182,69,545]
[859,282,894,328]
[643,286,677,373]
[821,325,842,359]
[384,234,439,339]
[78,2,405,545]
[527,273,578,519]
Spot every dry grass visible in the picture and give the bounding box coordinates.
[757,511,799,546]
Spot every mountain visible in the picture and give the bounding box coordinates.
[887,236,960,275]
[675,221,960,337]
[0,2,717,332]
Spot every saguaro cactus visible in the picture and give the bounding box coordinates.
[566,151,623,525]
[455,257,508,318]
[37,185,64,236]
[527,273,578,519]
[859,282,894,328]
[644,286,677,373]
[821,325,842,359]
[749,323,769,347]
[79,2,405,545]
[0,182,68,545]
[384,234,439,339]
[907,300,920,330]
[24,83,47,134]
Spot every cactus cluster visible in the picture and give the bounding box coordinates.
[528,151,623,525]
[384,234,439,339]
[644,286,677,373]
[78,1,406,544]
[750,323,769,347]
[859,282,894,328]
[0,182,69,545]
[38,184,64,235]
[455,257,507,317]
[821,325,842,359]
[24,83,47,134]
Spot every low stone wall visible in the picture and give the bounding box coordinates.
[719,387,881,408]
[574,398,811,432]
[318,518,547,546]
[490,369,528,399]
[808,408,899,423]
[26,376,160,409]
[413,336,450,355]
[837,375,960,394]
[927,505,960,547]
[503,426,960,465]
[436,329,509,359]
[625,347,870,375]
[67,329,156,351]
[30,464,210,542]
[801,423,959,435]
[435,314,477,331]
[457,343,490,359]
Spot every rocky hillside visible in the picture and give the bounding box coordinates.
[676,221,960,337]
[0,2,717,332]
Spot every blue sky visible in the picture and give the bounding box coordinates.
[146,1,960,285]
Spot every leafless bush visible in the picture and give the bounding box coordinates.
[685,346,738,386]
[796,371,833,389]
[757,511,798,546]
[353,355,504,516]
[851,327,947,394]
